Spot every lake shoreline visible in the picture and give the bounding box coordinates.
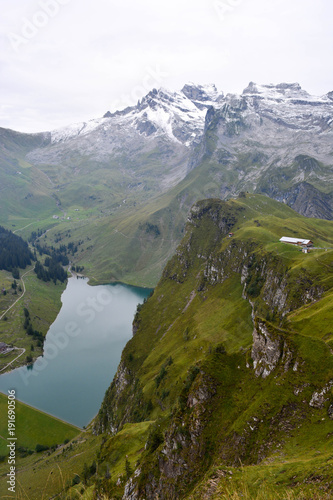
[0,279,151,428]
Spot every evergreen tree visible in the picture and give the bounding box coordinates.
[0,226,33,272]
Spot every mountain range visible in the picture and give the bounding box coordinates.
[1,82,333,285]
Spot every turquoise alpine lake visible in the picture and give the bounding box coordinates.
[0,277,151,428]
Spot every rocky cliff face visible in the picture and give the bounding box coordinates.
[251,320,294,378]
[189,83,333,219]
[273,181,333,220]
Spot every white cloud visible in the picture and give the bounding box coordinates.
[0,0,332,132]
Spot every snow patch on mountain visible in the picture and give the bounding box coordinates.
[242,81,332,106]
[236,82,333,133]
[51,117,108,144]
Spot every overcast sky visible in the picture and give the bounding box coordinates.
[1,0,332,132]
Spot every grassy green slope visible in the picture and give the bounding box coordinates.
[0,418,99,500]
[88,194,333,498]
[0,128,187,286]
[0,128,57,227]
[31,154,238,287]
[0,269,66,372]
[0,392,80,457]
[0,393,83,499]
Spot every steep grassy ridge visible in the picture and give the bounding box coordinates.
[89,194,333,499]
[0,128,56,226]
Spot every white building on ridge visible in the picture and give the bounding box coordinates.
[279,237,313,247]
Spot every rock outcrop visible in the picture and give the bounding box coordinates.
[251,320,293,378]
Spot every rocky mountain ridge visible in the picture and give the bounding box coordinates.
[40,81,333,146]
[23,81,333,219]
[188,82,333,218]
[24,84,224,194]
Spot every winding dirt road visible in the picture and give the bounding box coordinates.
[0,267,34,372]
[0,266,33,321]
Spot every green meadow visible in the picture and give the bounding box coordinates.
[0,270,66,372]
[0,392,80,457]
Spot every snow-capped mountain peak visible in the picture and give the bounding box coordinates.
[101,84,224,145]
[47,83,225,152]
[48,82,333,149]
